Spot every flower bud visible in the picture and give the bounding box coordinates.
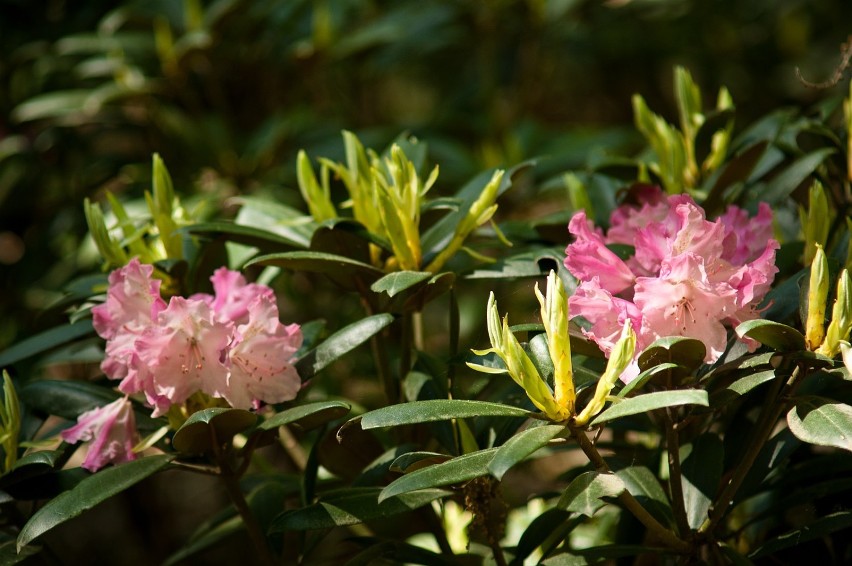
[535,271,574,415]
[802,181,830,266]
[805,244,830,351]
[574,320,636,426]
[818,269,852,357]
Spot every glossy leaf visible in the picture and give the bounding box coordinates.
[637,336,706,376]
[388,452,452,474]
[172,408,257,454]
[557,471,626,517]
[269,487,449,531]
[0,320,94,368]
[618,363,680,398]
[709,369,776,407]
[488,424,565,480]
[787,396,852,452]
[379,448,499,502]
[17,455,172,550]
[359,400,533,430]
[295,313,394,379]
[680,433,724,529]
[735,320,806,352]
[589,390,708,426]
[514,508,579,565]
[344,538,459,566]
[260,401,351,431]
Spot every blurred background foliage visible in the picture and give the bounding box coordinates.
[1,0,851,350]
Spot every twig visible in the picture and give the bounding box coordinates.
[571,427,692,554]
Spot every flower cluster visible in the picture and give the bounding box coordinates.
[62,259,302,469]
[565,186,779,380]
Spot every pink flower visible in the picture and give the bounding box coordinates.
[207,267,275,325]
[565,189,779,377]
[218,295,303,409]
[134,297,232,415]
[61,397,139,472]
[92,258,166,383]
[565,212,636,294]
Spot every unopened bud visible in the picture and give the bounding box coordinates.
[806,244,830,351]
[819,270,852,357]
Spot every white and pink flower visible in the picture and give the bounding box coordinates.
[61,396,139,472]
[565,187,779,379]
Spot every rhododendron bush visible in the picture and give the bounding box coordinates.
[3,69,852,565]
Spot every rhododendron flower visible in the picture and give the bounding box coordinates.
[91,259,303,417]
[565,187,778,379]
[61,396,139,472]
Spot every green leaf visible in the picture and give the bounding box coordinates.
[761,148,836,205]
[0,320,94,368]
[259,401,351,431]
[389,452,451,474]
[379,448,499,502]
[295,314,394,379]
[464,248,565,280]
[735,320,806,352]
[709,369,777,407]
[615,466,673,527]
[172,408,257,454]
[589,390,708,426]
[0,539,41,564]
[637,336,706,377]
[248,250,382,278]
[184,221,308,251]
[617,363,680,398]
[488,424,565,480]
[269,487,449,531]
[557,471,626,517]
[17,455,172,550]
[680,433,724,529]
[787,396,852,452]
[343,537,459,566]
[370,271,433,297]
[514,509,580,565]
[359,400,533,430]
[750,511,852,558]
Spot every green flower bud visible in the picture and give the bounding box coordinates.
[535,271,574,415]
[819,269,852,357]
[574,320,636,426]
[806,244,830,351]
[802,181,830,266]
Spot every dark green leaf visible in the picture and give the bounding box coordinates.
[344,537,459,566]
[296,314,394,379]
[787,396,852,452]
[260,401,351,431]
[379,448,499,502]
[18,380,117,420]
[637,337,706,377]
[750,511,852,558]
[172,408,256,454]
[615,466,673,527]
[269,487,449,531]
[359,400,533,430]
[0,539,41,564]
[389,452,451,474]
[17,455,172,550]
[618,363,680,398]
[464,248,565,280]
[247,250,382,278]
[163,515,242,566]
[709,369,777,407]
[680,433,724,529]
[184,221,308,251]
[557,471,626,516]
[590,390,708,426]
[371,271,433,297]
[488,424,565,480]
[0,320,94,368]
[514,508,579,565]
[735,320,806,352]
[761,148,835,205]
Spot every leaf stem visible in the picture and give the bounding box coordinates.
[571,427,692,554]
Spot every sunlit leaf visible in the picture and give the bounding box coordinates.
[589,390,708,426]
[359,400,533,430]
[787,396,852,452]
